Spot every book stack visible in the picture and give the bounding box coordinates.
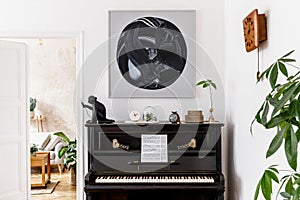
[185,110,204,123]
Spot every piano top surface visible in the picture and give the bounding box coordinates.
[85,121,224,127]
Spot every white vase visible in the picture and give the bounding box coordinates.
[30,111,35,118]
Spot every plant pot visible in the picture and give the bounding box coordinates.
[30,111,35,119]
[70,168,76,186]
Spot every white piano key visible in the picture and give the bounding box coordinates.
[95,175,215,184]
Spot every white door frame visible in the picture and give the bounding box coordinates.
[0,31,84,200]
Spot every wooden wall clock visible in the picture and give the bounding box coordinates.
[243,9,267,52]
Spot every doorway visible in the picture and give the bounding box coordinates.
[1,34,83,200]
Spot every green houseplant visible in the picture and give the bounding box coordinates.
[251,50,300,200]
[30,97,36,112]
[196,79,217,122]
[30,143,38,156]
[54,132,77,185]
[29,97,37,118]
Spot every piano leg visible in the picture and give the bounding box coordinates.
[86,192,91,200]
[217,193,224,200]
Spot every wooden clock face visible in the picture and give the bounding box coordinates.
[243,9,259,52]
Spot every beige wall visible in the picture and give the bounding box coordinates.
[13,38,76,138]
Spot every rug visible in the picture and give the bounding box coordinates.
[31,181,60,195]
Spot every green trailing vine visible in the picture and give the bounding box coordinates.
[251,50,300,200]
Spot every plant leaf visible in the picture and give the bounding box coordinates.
[295,173,300,178]
[280,192,291,198]
[293,186,300,200]
[285,178,293,194]
[254,179,261,200]
[58,146,68,158]
[268,97,279,107]
[289,100,298,119]
[269,64,278,89]
[265,113,290,129]
[297,94,300,117]
[285,127,298,171]
[266,170,279,183]
[250,119,256,135]
[64,157,75,166]
[271,83,298,117]
[196,80,206,86]
[266,124,287,158]
[261,173,272,200]
[294,176,300,185]
[290,118,300,128]
[210,82,217,90]
[296,129,300,142]
[255,102,266,125]
[280,58,296,62]
[269,167,279,174]
[279,62,288,77]
[261,102,269,125]
[281,175,291,182]
[282,50,295,58]
[54,132,70,143]
[277,176,290,199]
[266,63,275,79]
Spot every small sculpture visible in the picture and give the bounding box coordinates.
[81,95,115,124]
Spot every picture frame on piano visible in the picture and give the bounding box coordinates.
[108,10,196,98]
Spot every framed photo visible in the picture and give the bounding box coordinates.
[109,10,196,98]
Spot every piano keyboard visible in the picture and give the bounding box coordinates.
[95,175,214,184]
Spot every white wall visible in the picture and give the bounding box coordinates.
[0,0,225,121]
[225,0,300,199]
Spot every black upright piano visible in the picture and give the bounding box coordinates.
[84,122,225,200]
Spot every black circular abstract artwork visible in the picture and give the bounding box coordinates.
[116,17,187,90]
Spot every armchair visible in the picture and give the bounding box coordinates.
[30,132,66,174]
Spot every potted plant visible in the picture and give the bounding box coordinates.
[54,132,77,186]
[196,79,217,122]
[30,143,38,156]
[251,50,300,199]
[30,97,37,118]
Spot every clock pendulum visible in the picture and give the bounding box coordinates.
[257,47,260,80]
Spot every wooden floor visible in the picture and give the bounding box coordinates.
[31,171,76,200]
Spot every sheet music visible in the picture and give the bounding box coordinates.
[141,135,168,163]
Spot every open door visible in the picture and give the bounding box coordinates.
[0,40,28,200]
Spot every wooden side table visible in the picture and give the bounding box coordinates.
[30,115,46,132]
[31,151,51,188]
